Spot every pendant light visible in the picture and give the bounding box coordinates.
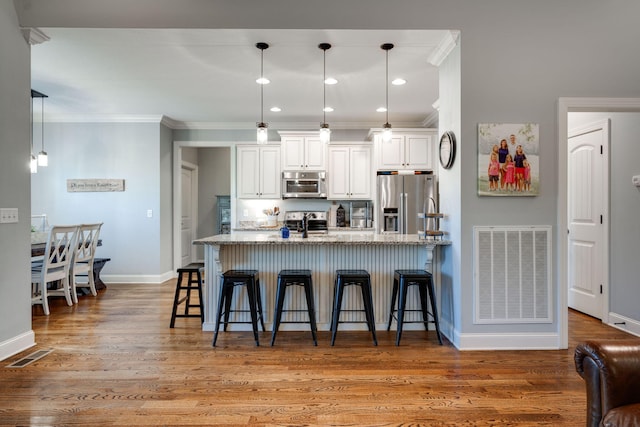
[319,43,331,144]
[256,42,269,145]
[37,91,48,166]
[29,94,37,174]
[381,43,394,143]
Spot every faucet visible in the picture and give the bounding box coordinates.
[300,212,316,238]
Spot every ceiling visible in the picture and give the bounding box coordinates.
[30,28,451,130]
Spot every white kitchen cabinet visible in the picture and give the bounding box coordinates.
[280,132,326,171]
[237,145,281,199]
[373,130,436,171]
[327,145,372,200]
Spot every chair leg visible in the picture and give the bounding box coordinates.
[70,272,79,304]
[396,279,408,346]
[270,279,287,346]
[387,277,399,331]
[361,282,377,346]
[303,280,318,346]
[212,279,227,347]
[62,277,73,306]
[426,279,443,345]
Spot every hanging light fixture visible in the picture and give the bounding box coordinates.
[37,91,48,166]
[256,42,269,145]
[29,93,37,174]
[319,43,331,144]
[381,43,394,143]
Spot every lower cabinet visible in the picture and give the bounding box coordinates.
[327,145,372,200]
[237,145,281,199]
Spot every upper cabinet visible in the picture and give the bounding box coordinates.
[237,145,281,199]
[327,145,372,200]
[279,131,327,171]
[372,129,437,171]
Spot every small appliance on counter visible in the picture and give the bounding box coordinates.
[336,204,346,227]
[284,211,329,234]
[349,201,372,228]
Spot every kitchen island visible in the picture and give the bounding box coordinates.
[193,232,450,333]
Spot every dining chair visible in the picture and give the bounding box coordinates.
[70,222,103,302]
[31,225,79,315]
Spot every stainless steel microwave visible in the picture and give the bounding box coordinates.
[281,171,327,199]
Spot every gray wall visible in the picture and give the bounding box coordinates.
[30,121,172,281]
[568,112,640,322]
[0,0,33,356]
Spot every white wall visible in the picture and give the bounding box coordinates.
[0,0,34,359]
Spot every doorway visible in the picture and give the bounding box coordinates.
[180,161,198,267]
[558,97,640,348]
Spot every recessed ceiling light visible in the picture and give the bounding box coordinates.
[256,77,270,84]
[392,78,406,85]
[270,107,281,112]
[376,107,387,113]
[323,107,334,112]
[324,77,338,85]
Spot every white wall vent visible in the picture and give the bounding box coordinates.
[474,226,552,324]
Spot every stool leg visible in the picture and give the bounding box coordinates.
[212,278,227,347]
[222,284,234,331]
[184,271,194,316]
[246,278,260,346]
[417,282,430,331]
[396,278,408,346]
[361,282,378,346]
[170,273,184,328]
[196,269,205,324]
[426,278,443,345]
[270,278,287,346]
[303,279,318,346]
[330,280,345,346]
[255,279,266,332]
[387,276,399,331]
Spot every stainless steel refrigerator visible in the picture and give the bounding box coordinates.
[376,171,437,234]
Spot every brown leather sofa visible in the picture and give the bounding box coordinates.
[575,340,640,427]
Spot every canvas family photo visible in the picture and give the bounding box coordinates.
[477,123,539,196]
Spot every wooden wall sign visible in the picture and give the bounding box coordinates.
[67,179,125,192]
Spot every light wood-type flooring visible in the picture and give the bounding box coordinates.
[1,280,636,426]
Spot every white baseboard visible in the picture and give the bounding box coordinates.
[455,331,562,350]
[607,312,640,337]
[102,270,175,284]
[0,330,36,362]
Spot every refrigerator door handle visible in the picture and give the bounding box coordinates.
[403,192,408,234]
[399,192,404,234]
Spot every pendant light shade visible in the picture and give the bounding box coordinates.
[319,43,331,144]
[256,42,269,145]
[381,43,394,143]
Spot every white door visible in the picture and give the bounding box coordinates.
[181,163,197,267]
[567,120,609,319]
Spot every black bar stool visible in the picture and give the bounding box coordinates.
[387,269,443,346]
[271,269,318,346]
[212,269,266,347]
[330,269,377,346]
[170,262,205,328]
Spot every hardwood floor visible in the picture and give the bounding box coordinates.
[1,281,636,426]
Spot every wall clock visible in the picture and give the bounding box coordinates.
[439,131,456,169]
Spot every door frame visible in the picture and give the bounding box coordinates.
[558,97,640,349]
[172,140,237,272]
[181,160,199,266]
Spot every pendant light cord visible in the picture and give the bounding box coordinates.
[323,48,326,124]
[260,47,264,124]
[385,48,389,125]
[41,96,45,152]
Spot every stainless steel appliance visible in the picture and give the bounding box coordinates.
[350,201,372,228]
[216,195,231,234]
[281,171,327,199]
[284,211,328,234]
[376,171,437,234]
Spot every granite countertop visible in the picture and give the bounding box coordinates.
[194,231,450,246]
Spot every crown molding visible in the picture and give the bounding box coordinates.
[21,27,50,45]
[427,30,460,67]
[44,114,165,123]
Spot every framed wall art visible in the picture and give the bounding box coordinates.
[477,123,539,196]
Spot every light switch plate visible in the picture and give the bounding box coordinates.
[0,208,19,224]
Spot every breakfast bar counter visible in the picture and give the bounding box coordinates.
[194,232,450,333]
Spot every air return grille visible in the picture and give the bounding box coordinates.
[474,226,552,324]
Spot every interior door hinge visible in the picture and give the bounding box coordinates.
[600,284,603,294]
[600,215,603,224]
[601,145,603,154]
